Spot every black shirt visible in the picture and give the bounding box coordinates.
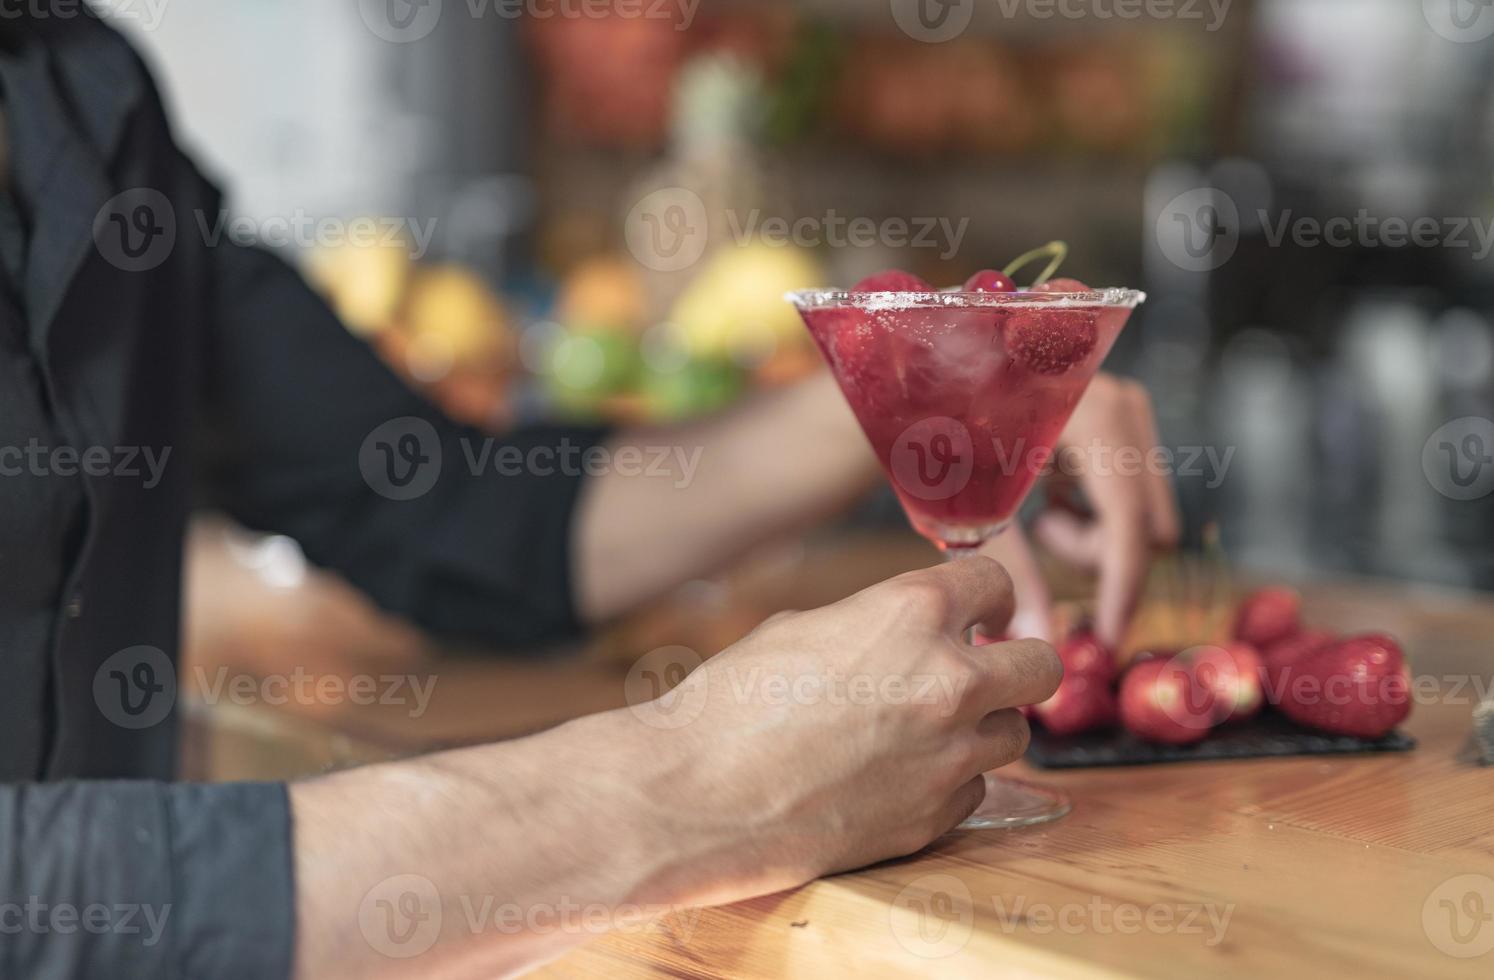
[0,55,87,785]
[0,8,604,977]
[0,222,82,784]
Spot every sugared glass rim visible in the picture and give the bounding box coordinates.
[785,287,1146,311]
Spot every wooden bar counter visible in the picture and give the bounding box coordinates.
[181,529,1494,978]
[531,692,1491,979]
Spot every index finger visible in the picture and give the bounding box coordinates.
[970,638,1062,712]
[1094,515,1149,647]
[1077,405,1153,646]
[976,526,1054,642]
[915,554,1016,638]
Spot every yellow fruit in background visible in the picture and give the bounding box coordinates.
[556,255,649,333]
[304,237,413,337]
[403,264,514,374]
[669,243,822,361]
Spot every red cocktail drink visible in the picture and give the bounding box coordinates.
[793,289,1141,550]
[788,277,1144,830]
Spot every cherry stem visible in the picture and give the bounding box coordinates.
[1003,241,1069,288]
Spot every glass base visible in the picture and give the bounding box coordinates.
[958,774,1071,830]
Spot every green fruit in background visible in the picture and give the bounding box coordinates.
[544,327,642,417]
[642,358,745,421]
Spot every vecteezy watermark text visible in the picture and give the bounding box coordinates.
[725,210,971,262]
[624,187,971,272]
[1424,0,1494,43]
[1424,417,1494,501]
[358,874,700,959]
[1424,873,1494,958]
[1157,183,1494,273]
[0,440,171,489]
[94,646,440,730]
[889,419,1235,503]
[2,0,170,30]
[93,188,438,273]
[890,0,1231,42]
[193,666,437,719]
[459,440,702,488]
[1258,210,1494,261]
[0,899,171,947]
[622,645,974,731]
[1267,671,1494,710]
[1003,439,1235,488]
[890,873,1234,959]
[360,418,705,502]
[991,895,1234,944]
[195,210,437,261]
[995,0,1231,30]
[358,0,701,44]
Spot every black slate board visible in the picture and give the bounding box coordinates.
[1026,712,1416,769]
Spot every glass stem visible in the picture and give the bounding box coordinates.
[944,544,983,642]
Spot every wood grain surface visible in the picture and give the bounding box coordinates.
[182,530,1494,976]
[532,695,1494,979]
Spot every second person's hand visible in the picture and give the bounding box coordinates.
[982,374,1181,647]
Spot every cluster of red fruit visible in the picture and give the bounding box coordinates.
[1026,587,1414,746]
[849,269,1098,376]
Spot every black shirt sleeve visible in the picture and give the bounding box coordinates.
[197,233,606,651]
[193,189,608,651]
[0,781,293,980]
[107,0,609,650]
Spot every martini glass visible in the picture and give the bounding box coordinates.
[789,285,1145,828]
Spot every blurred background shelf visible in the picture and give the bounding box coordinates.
[712,0,1254,42]
[122,0,1494,634]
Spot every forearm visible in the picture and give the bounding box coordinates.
[290,558,1057,979]
[290,711,738,980]
[573,371,878,622]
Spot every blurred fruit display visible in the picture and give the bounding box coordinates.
[640,357,747,422]
[542,323,644,420]
[385,265,519,429]
[306,242,519,430]
[668,242,821,363]
[303,236,412,338]
[402,264,516,373]
[306,9,1239,435]
[538,242,822,424]
[545,44,825,424]
[555,254,650,334]
[304,229,823,431]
